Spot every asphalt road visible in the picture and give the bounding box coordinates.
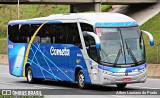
[0,65,160,98]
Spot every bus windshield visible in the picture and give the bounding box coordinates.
[97,27,145,66]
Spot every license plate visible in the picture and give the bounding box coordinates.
[123,78,131,82]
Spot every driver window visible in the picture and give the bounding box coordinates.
[84,35,98,62]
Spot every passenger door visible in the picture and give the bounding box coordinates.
[83,35,100,84]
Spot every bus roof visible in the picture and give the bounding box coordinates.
[8,13,138,27]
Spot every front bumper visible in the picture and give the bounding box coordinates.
[99,69,146,85]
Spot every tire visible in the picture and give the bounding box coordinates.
[26,66,36,84]
[116,84,127,88]
[77,70,87,89]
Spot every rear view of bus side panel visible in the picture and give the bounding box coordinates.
[8,24,28,77]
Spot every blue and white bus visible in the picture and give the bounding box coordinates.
[8,13,154,89]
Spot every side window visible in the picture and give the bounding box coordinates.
[84,35,98,62]
[31,24,41,44]
[19,24,30,43]
[8,23,82,45]
[29,24,68,44]
[44,24,68,44]
[8,24,31,43]
[54,24,67,44]
[48,24,56,44]
[8,25,19,43]
[80,23,94,32]
[67,23,82,48]
[40,25,51,44]
[39,23,81,45]
[81,23,97,61]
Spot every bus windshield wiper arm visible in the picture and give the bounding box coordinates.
[125,42,138,65]
[113,45,122,67]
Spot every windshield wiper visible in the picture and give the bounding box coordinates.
[113,44,122,67]
[125,42,138,65]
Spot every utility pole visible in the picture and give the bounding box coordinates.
[18,0,20,20]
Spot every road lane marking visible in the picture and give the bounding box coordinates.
[148,78,160,81]
[0,73,9,75]
[128,85,160,89]
[111,95,133,98]
[32,86,56,89]
[0,81,58,89]
[0,65,8,67]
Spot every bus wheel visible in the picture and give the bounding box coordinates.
[77,70,87,89]
[116,84,127,88]
[26,66,36,83]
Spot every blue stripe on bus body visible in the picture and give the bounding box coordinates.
[28,59,61,80]
[95,21,138,27]
[37,44,55,78]
[30,47,46,79]
[8,20,62,25]
[29,44,61,80]
[98,63,146,73]
[8,43,91,83]
[31,44,73,82]
[30,45,61,80]
[30,45,40,65]
[8,42,91,83]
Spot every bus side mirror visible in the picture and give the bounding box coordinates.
[83,31,101,49]
[141,30,154,46]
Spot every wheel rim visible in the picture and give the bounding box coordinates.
[79,73,85,87]
[27,69,32,82]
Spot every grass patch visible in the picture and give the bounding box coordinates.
[102,5,112,12]
[141,12,160,64]
[20,5,70,19]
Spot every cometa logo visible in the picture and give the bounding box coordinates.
[50,46,70,56]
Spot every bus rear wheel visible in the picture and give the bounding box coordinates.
[116,84,127,88]
[26,66,36,83]
[77,70,87,89]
